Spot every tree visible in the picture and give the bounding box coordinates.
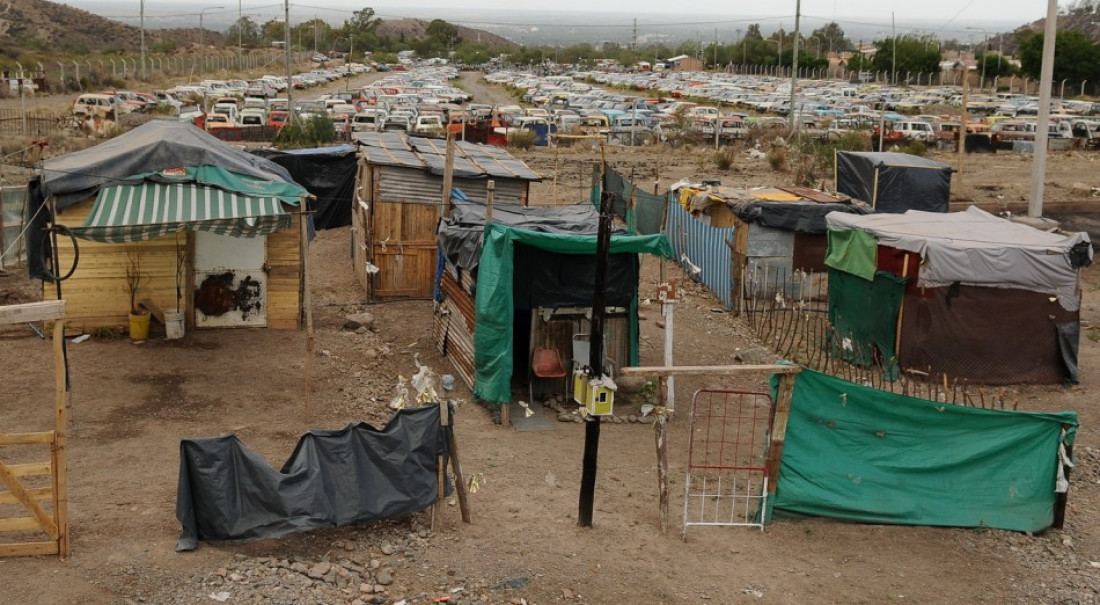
[810,22,851,54]
[1017,29,1100,84]
[347,7,381,33]
[869,36,941,82]
[225,16,261,48]
[292,18,332,53]
[976,52,1016,79]
[744,24,764,41]
[261,19,286,46]
[425,19,460,47]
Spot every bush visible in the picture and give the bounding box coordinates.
[506,128,537,150]
[766,148,788,172]
[273,115,334,149]
[713,147,737,171]
[900,140,928,156]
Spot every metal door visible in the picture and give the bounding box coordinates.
[193,231,267,328]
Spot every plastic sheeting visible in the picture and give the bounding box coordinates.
[175,405,450,551]
[731,201,871,235]
[251,145,357,230]
[835,151,951,214]
[827,207,1092,311]
[771,368,1077,533]
[827,268,907,377]
[472,224,673,404]
[603,165,666,235]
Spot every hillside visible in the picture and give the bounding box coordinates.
[0,0,512,58]
[992,11,1100,56]
[376,18,517,48]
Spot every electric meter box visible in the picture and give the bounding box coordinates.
[573,371,616,416]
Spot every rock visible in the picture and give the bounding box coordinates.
[360,583,373,593]
[655,320,666,329]
[307,562,331,579]
[233,553,249,562]
[558,413,574,422]
[370,559,382,570]
[380,544,395,555]
[562,588,575,599]
[494,576,530,590]
[734,347,770,365]
[344,312,376,331]
[376,569,394,586]
[638,415,655,424]
[627,415,639,423]
[355,326,370,335]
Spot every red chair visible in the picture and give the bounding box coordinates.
[529,347,567,405]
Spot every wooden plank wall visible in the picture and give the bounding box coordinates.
[47,199,179,332]
[47,198,301,331]
[266,213,302,330]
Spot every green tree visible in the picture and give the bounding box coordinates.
[744,24,764,41]
[292,18,332,53]
[340,7,382,56]
[425,19,460,46]
[976,52,1016,79]
[260,19,286,46]
[225,16,261,47]
[810,22,851,54]
[1017,29,1100,85]
[870,36,940,82]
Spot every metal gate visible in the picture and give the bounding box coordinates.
[683,389,774,539]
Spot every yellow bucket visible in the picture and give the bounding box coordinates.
[129,311,151,341]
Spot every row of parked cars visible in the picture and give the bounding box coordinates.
[482,68,1100,149]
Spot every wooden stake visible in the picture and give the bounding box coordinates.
[655,397,669,537]
[895,254,909,356]
[444,402,471,524]
[433,401,448,532]
[300,202,314,423]
[441,132,456,218]
[52,316,69,559]
[765,373,796,500]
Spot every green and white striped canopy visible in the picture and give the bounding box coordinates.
[75,181,291,243]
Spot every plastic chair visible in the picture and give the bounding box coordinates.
[529,347,567,405]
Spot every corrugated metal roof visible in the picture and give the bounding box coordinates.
[353,131,540,181]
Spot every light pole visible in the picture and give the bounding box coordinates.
[139,0,145,80]
[237,0,242,73]
[807,35,821,59]
[199,6,225,75]
[966,27,988,93]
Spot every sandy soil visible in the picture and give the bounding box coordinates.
[0,72,1098,604]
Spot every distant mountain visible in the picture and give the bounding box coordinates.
[376,18,517,48]
[0,0,511,57]
[991,11,1100,56]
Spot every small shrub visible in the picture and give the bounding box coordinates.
[91,326,125,339]
[900,140,928,156]
[766,148,788,172]
[273,115,334,149]
[713,147,737,171]
[507,128,537,150]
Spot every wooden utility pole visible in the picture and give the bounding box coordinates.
[441,132,455,218]
[578,191,613,528]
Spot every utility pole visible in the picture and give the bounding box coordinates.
[632,18,638,50]
[1029,0,1059,218]
[788,0,801,131]
[891,12,897,85]
[237,0,242,73]
[140,0,145,80]
[578,191,612,528]
[285,0,293,124]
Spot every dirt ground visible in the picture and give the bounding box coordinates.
[2,73,1100,604]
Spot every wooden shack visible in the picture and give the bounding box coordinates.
[352,132,540,301]
[33,121,309,333]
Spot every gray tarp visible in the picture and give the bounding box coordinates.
[835,151,952,214]
[42,121,298,205]
[437,200,615,274]
[175,404,451,551]
[826,207,1093,311]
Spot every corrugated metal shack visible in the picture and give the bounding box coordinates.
[676,185,871,312]
[352,132,540,301]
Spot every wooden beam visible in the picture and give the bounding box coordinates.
[0,541,58,557]
[5,462,51,477]
[0,432,54,446]
[138,298,165,325]
[621,364,802,377]
[0,516,50,532]
[0,460,59,538]
[764,373,797,501]
[0,487,52,505]
[0,301,65,325]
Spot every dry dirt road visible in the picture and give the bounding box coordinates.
[0,71,1098,605]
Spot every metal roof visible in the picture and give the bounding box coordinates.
[353,131,540,181]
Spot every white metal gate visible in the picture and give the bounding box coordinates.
[192,232,267,328]
[682,389,774,539]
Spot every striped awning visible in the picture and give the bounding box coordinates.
[75,182,291,243]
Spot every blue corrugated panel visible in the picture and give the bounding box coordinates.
[665,195,735,310]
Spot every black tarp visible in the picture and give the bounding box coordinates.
[731,201,872,234]
[250,145,356,230]
[835,151,952,214]
[512,242,638,309]
[175,404,451,551]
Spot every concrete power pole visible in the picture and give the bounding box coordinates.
[788,0,801,131]
[1028,0,1059,218]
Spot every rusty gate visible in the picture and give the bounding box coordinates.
[682,389,774,539]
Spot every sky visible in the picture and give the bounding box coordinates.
[71,0,1048,39]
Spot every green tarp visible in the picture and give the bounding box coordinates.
[827,268,907,377]
[825,227,878,281]
[604,166,666,236]
[473,223,673,404]
[770,368,1077,532]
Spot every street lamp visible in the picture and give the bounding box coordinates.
[966,27,988,93]
[199,6,225,75]
[807,35,822,59]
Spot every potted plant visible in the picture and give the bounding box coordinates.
[164,236,187,339]
[125,246,150,341]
